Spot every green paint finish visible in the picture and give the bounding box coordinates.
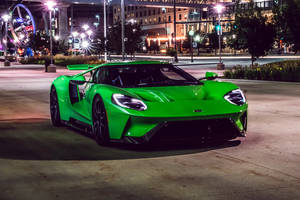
[52,61,248,141]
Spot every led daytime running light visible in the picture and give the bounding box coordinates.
[112,94,147,111]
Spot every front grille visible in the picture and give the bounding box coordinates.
[151,118,240,142]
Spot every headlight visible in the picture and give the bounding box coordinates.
[224,89,246,106]
[112,94,147,111]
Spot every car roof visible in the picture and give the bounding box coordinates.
[101,60,170,67]
[74,60,170,77]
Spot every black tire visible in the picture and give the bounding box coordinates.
[92,95,110,146]
[50,86,62,126]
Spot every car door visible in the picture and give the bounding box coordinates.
[70,68,108,122]
[70,70,95,122]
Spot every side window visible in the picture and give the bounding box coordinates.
[93,68,108,84]
[160,67,185,80]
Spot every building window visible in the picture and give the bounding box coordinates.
[158,17,161,23]
[153,9,155,15]
[158,8,160,14]
[140,11,143,17]
[144,10,147,16]
[136,12,138,17]
[140,19,143,24]
[179,14,182,20]
[168,16,171,22]
[148,10,151,16]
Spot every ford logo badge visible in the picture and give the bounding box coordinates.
[194,109,202,113]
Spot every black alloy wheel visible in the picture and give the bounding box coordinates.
[50,86,61,126]
[92,95,110,146]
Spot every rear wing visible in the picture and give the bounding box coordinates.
[67,64,98,70]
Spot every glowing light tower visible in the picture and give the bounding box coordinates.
[214,4,225,70]
[45,1,57,72]
[2,14,11,66]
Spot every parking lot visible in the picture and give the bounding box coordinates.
[0,67,300,200]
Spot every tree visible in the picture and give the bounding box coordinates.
[208,30,224,56]
[272,0,300,53]
[228,1,275,65]
[28,32,49,54]
[107,21,145,56]
[28,32,69,56]
[194,31,208,55]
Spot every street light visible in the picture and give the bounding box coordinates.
[54,35,60,41]
[194,35,201,42]
[82,24,89,31]
[45,1,57,72]
[86,30,93,37]
[80,33,86,39]
[72,31,79,37]
[81,40,90,49]
[2,13,11,66]
[214,4,225,70]
[188,30,194,63]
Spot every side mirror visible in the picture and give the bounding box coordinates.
[205,72,218,80]
[70,80,86,85]
[70,76,86,85]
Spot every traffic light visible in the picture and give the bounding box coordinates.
[215,24,222,35]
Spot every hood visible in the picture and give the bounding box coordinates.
[126,85,205,103]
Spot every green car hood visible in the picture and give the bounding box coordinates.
[119,82,246,118]
[126,85,203,102]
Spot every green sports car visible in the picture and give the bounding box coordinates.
[50,61,247,145]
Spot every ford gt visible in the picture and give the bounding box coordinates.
[50,61,247,145]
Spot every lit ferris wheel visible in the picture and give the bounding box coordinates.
[9,3,36,47]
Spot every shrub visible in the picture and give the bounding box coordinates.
[19,55,105,67]
[166,48,177,57]
[224,60,300,82]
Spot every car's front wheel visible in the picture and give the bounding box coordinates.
[92,95,110,146]
[50,86,61,126]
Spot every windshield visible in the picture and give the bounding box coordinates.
[100,64,201,88]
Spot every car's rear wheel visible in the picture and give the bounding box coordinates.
[50,86,61,126]
[92,95,110,146]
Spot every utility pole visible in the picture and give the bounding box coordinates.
[121,0,125,60]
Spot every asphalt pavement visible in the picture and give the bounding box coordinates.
[0,66,300,200]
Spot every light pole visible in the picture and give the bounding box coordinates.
[121,0,125,60]
[214,4,225,70]
[2,14,11,66]
[45,1,57,72]
[71,31,78,56]
[103,0,107,61]
[173,0,178,62]
[188,30,194,63]
[194,34,201,56]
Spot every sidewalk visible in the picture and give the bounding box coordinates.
[117,54,300,60]
[0,63,224,80]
